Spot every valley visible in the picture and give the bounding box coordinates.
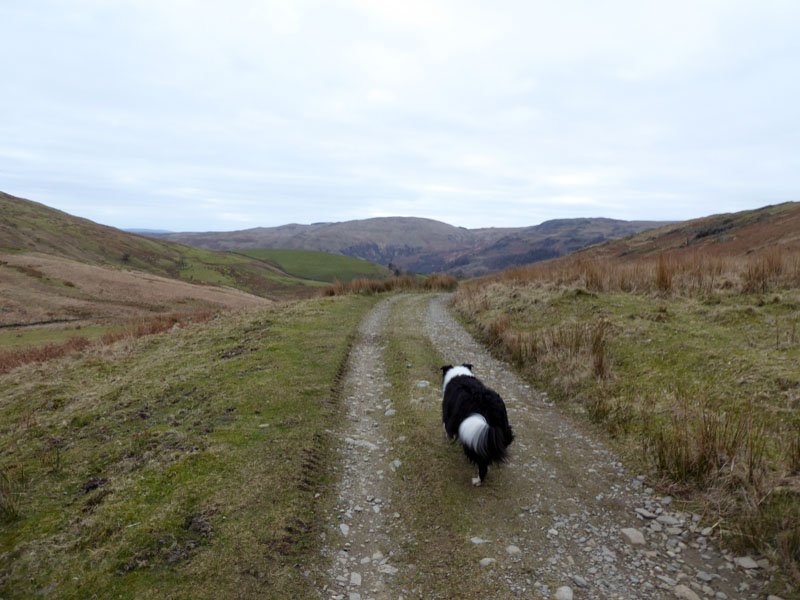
[1,193,799,598]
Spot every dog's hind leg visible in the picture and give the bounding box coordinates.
[472,462,488,486]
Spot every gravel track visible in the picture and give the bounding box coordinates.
[320,294,772,600]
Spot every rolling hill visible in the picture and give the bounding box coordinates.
[0,192,388,329]
[153,216,669,276]
[0,191,317,298]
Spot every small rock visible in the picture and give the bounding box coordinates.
[555,586,574,600]
[471,537,488,545]
[635,508,657,519]
[767,595,786,600]
[571,574,588,588]
[701,527,714,536]
[339,523,350,537]
[696,571,715,583]
[384,409,396,417]
[673,584,701,600]
[349,572,361,586]
[378,564,399,575]
[548,528,559,537]
[657,515,680,526]
[733,556,759,570]
[505,544,521,555]
[620,527,646,546]
[479,558,496,568]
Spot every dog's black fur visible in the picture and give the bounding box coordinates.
[441,364,514,485]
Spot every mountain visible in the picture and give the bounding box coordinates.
[153,216,669,276]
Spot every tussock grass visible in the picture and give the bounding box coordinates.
[487,246,800,296]
[0,295,378,599]
[322,273,458,296]
[454,260,800,595]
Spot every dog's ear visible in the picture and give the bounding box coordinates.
[441,365,453,377]
[462,363,473,371]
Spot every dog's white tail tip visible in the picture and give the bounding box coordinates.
[458,414,488,453]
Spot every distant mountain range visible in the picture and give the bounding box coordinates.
[152,217,670,276]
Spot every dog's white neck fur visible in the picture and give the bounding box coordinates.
[442,365,474,394]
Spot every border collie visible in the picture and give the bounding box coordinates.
[441,364,514,486]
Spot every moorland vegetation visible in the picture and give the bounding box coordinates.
[454,244,800,590]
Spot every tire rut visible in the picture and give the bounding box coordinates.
[321,296,405,600]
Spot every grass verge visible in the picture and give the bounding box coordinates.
[0,294,379,599]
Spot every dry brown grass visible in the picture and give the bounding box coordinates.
[453,254,800,592]
[322,273,458,296]
[474,246,800,296]
[0,311,215,374]
[0,252,269,327]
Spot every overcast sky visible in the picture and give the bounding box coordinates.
[1,1,799,231]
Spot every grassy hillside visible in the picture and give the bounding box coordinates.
[236,248,393,283]
[452,203,800,594]
[0,294,379,599]
[0,192,318,298]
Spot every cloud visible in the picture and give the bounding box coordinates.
[1,0,798,231]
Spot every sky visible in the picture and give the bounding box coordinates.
[1,0,799,232]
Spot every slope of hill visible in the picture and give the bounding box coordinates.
[0,192,332,300]
[153,216,668,276]
[584,201,800,262]
[0,252,269,327]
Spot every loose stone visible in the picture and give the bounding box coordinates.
[673,584,701,600]
[620,527,646,546]
[733,556,759,570]
[555,586,574,600]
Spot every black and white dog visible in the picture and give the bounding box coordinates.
[441,364,514,486]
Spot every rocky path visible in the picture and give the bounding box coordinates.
[320,294,773,600]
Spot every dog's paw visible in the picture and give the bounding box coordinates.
[471,477,482,487]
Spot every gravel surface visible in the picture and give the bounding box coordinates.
[319,294,773,600]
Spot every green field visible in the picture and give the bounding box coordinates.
[0,323,124,349]
[237,248,393,283]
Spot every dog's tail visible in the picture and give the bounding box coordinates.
[458,414,509,463]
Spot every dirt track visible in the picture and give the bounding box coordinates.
[319,294,771,600]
